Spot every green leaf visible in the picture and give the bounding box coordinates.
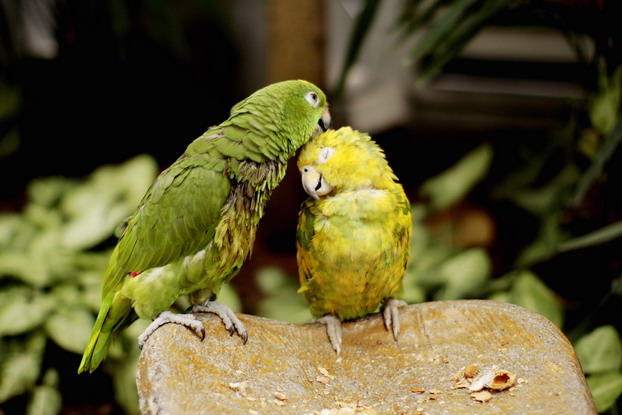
[405,244,456,287]
[0,333,46,403]
[0,80,21,119]
[507,164,580,216]
[0,251,52,287]
[45,307,95,354]
[575,326,622,375]
[61,201,127,250]
[0,287,56,336]
[77,269,108,313]
[406,204,431,259]
[29,232,76,284]
[0,213,24,249]
[589,65,622,136]
[559,220,622,252]
[26,176,75,209]
[256,266,290,293]
[26,369,62,415]
[107,312,147,415]
[109,352,140,415]
[509,270,563,327]
[401,281,426,305]
[587,372,622,413]
[24,204,63,231]
[0,215,38,251]
[416,0,510,83]
[60,155,157,250]
[395,0,445,43]
[108,319,150,361]
[419,143,493,211]
[515,212,566,268]
[333,0,383,101]
[573,116,622,207]
[217,283,242,313]
[488,291,511,303]
[0,127,19,158]
[435,248,491,300]
[50,283,81,307]
[255,267,312,323]
[407,0,480,63]
[74,250,112,271]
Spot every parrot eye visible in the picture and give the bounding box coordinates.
[317,147,335,164]
[305,91,320,108]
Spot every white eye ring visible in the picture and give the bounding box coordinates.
[305,91,320,108]
[317,146,335,164]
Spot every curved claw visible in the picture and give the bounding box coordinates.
[316,314,342,355]
[382,298,407,341]
[240,330,249,345]
[191,301,248,344]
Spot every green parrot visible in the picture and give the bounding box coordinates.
[295,127,411,354]
[78,80,331,373]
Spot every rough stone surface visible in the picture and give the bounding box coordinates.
[137,300,596,414]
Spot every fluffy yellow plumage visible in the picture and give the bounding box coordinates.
[295,127,412,354]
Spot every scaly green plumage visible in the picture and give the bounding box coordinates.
[295,127,411,352]
[79,80,330,373]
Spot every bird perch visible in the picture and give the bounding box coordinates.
[137,300,596,414]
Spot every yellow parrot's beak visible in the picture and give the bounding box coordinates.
[301,165,333,200]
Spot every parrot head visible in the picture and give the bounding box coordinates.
[231,79,331,153]
[277,80,332,139]
[297,127,398,200]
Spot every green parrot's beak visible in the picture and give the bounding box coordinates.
[315,107,332,135]
[301,165,333,200]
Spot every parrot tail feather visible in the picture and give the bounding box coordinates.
[78,299,114,374]
[78,294,134,374]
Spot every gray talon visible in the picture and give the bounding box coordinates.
[191,301,248,343]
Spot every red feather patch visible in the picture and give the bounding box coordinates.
[130,271,142,278]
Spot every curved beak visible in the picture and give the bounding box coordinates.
[301,165,333,200]
[315,107,332,136]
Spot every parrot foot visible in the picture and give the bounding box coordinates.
[191,301,248,344]
[382,298,407,341]
[138,311,205,349]
[316,314,342,355]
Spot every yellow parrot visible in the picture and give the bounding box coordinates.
[295,127,412,354]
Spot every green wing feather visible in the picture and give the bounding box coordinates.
[295,200,317,292]
[103,153,231,297]
[79,153,231,373]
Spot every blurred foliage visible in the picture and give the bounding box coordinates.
[335,0,621,94]
[0,155,239,415]
[0,155,157,414]
[577,326,622,413]
[254,267,312,324]
[419,142,493,212]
